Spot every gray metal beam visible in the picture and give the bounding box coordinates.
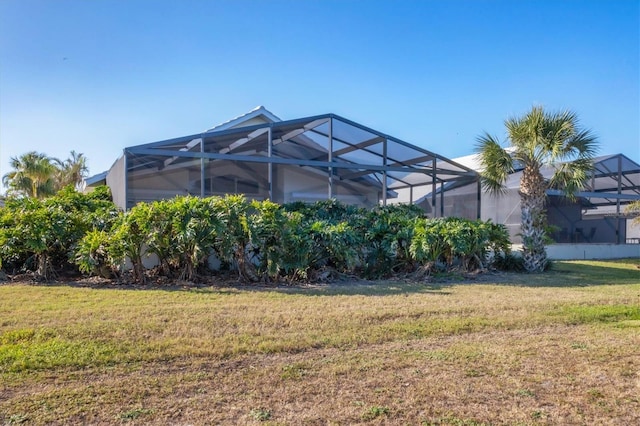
[268,127,273,201]
[592,168,640,178]
[124,111,476,176]
[431,159,436,217]
[476,179,481,219]
[327,114,477,175]
[340,165,470,181]
[382,138,387,206]
[388,176,477,191]
[617,155,622,244]
[589,185,640,194]
[307,128,384,162]
[546,189,640,200]
[328,118,333,199]
[330,136,385,157]
[309,127,441,174]
[219,128,269,154]
[200,139,205,197]
[128,147,427,174]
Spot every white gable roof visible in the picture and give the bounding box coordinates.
[451,147,519,172]
[207,106,282,132]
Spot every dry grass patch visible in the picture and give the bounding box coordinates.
[1,259,638,424]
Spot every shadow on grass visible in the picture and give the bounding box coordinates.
[515,259,640,288]
[263,259,639,295]
[4,260,638,297]
[215,259,640,296]
[2,274,454,297]
[463,259,639,290]
[237,281,455,297]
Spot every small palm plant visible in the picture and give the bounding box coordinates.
[476,106,598,272]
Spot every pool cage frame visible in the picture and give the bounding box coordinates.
[107,113,481,217]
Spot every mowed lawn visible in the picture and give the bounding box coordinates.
[1,260,639,425]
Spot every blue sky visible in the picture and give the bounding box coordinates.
[1,0,638,186]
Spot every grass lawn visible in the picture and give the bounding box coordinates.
[1,259,639,425]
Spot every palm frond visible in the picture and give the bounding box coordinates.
[549,158,594,200]
[475,132,513,194]
[562,129,599,161]
[540,110,576,162]
[506,106,545,163]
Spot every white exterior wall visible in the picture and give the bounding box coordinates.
[280,166,326,203]
[482,190,522,242]
[390,184,431,205]
[546,244,640,260]
[106,156,127,210]
[279,166,379,206]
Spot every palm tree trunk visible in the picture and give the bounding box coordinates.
[36,253,54,280]
[236,245,258,282]
[519,166,548,272]
[131,256,146,284]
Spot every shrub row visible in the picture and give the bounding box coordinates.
[0,188,514,283]
[0,186,118,280]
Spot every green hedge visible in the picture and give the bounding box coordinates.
[0,186,118,280]
[0,188,512,282]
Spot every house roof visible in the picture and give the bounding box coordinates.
[84,171,108,186]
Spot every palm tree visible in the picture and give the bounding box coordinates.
[55,150,89,191]
[2,151,58,199]
[476,106,598,272]
[3,151,90,198]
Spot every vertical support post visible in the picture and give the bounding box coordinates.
[268,126,273,201]
[431,159,437,217]
[382,138,387,206]
[440,182,444,217]
[328,117,333,199]
[200,137,205,198]
[123,149,129,212]
[409,186,413,204]
[616,155,622,244]
[476,179,482,220]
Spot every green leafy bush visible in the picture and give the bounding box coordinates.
[410,217,511,273]
[3,192,516,283]
[75,229,113,278]
[0,186,118,279]
[491,252,525,272]
[107,202,152,283]
[361,204,423,278]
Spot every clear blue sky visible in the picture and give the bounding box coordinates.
[1,0,638,186]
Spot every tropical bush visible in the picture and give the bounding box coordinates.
[1,191,514,283]
[410,217,511,272]
[360,204,423,278]
[0,186,118,279]
[491,252,526,272]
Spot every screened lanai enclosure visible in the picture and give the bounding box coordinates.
[101,112,480,217]
[463,153,640,244]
